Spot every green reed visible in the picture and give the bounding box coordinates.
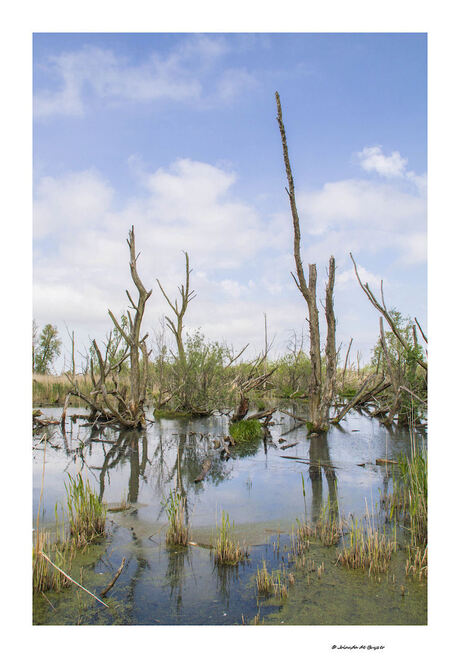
[65,473,106,547]
[164,490,190,546]
[214,511,249,566]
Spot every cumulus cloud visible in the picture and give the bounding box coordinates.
[34,37,258,118]
[357,145,408,178]
[33,154,426,367]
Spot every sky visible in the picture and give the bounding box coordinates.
[33,32,427,371]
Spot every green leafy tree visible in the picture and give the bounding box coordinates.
[34,324,62,374]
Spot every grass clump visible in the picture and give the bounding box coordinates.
[389,450,427,547]
[405,545,427,580]
[154,408,192,420]
[33,529,75,593]
[229,419,263,443]
[214,511,249,566]
[256,561,293,599]
[164,490,190,546]
[337,517,397,575]
[65,474,106,547]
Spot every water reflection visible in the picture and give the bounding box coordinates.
[308,433,338,522]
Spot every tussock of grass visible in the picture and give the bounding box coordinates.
[164,490,190,546]
[214,512,249,566]
[33,529,75,593]
[65,474,106,547]
[405,545,427,579]
[388,450,427,547]
[336,517,397,574]
[229,419,263,443]
[256,560,293,599]
[154,409,192,420]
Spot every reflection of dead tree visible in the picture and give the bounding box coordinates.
[67,227,152,428]
[276,92,337,432]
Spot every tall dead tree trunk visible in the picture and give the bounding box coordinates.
[276,91,337,432]
[157,252,196,410]
[108,227,152,425]
[67,227,152,428]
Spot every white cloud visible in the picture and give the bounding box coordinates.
[357,145,408,178]
[297,178,425,237]
[34,37,258,118]
[336,265,381,290]
[33,155,426,369]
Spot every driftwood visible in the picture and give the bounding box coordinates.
[100,557,126,597]
[376,458,397,466]
[33,416,59,427]
[280,455,338,469]
[331,373,380,424]
[281,409,308,424]
[39,551,108,607]
[245,408,277,422]
[194,458,212,483]
[280,442,298,450]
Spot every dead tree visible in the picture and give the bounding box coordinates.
[276,91,337,432]
[67,227,152,428]
[351,253,427,424]
[157,252,196,367]
[156,253,197,411]
[350,253,427,371]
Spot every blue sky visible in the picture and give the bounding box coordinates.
[33,33,427,370]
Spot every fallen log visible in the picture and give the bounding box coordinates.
[245,408,277,421]
[280,442,298,450]
[194,458,212,482]
[281,410,308,423]
[331,373,379,424]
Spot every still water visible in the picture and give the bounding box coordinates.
[32,404,427,625]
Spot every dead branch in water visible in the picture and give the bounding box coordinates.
[100,557,126,597]
[39,551,108,607]
[194,458,212,483]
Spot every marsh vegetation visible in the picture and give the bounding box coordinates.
[32,93,427,626]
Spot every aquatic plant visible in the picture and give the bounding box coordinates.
[255,561,292,599]
[164,490,190,546]
[33,529,75,593]
[229,419,263,442]
[405,545,427,580]
[65,473,106,547]
[336,516,397,575]
[393,450,427,547]
[214,511,249,566]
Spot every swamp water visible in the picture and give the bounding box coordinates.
[33,405,427,625]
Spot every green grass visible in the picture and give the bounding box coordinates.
[214,511,249,566]
[65,474,106,547]
[255,561,293,599]
[164,490,190,546]
[153,408,192,420]
[336,516,397,575]
[229,419,263,442]
[33,529,75,593]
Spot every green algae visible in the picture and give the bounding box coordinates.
[264,542,427,625]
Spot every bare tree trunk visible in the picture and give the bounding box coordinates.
[276,91,337,432]
[67,227,152,428]
[342,337,353,389]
